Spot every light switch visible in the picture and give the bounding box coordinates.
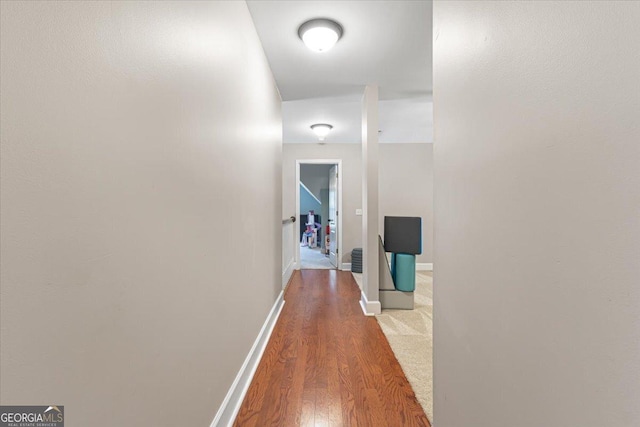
[355,209,363,216]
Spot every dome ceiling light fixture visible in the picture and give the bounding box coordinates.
[310,123,333,141]
[298,18,343,52]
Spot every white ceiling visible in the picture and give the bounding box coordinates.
[247,0,433,144]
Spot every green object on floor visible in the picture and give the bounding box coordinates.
[391,253,416,292]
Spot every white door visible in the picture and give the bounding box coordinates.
[328,165,338,268]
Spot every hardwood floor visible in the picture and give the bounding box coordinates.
[234,269,430,427]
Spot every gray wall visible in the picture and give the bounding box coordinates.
[283,144,362,265]
[299,183,322,219]
[300,164,333,201]
[0,2,281,426]
[433,2,640,427]
[379,144,433,264]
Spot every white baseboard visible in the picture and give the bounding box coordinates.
[341,262,427,273]
[210,291,285,427]
[416,263,433,271]
[282,258,295,288]
[359,291,381,316]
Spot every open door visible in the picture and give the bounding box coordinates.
[295,160,341,270]
[328,165,338,268]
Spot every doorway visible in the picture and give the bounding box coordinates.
[296,160,342,270]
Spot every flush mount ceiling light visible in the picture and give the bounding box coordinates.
[310,123,333,141]
[298,18,343,52]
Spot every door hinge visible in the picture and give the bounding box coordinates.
[336,211,339,216]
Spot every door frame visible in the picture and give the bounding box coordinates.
[295,159,343,270]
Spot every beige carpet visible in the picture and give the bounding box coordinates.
[352,271,433,422]
[300,245,334,269]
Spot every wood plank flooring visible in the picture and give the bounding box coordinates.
[234,269,430,427]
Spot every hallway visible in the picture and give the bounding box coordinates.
[2,2,639,426]
[234,270,430,426]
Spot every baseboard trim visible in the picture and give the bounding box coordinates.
[359,291,381,316]
[416,263,433,271]
[209,291,285,427]
[282,258,295,288]
[341,262,352,271]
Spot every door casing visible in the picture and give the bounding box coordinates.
[295,159,343,270]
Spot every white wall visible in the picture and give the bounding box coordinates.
[361,85,381,311]
[282,220,295,287]
[0,2,281,426]
[433,2,640,427]
[379,144,433,264]
[283,144,362,266]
